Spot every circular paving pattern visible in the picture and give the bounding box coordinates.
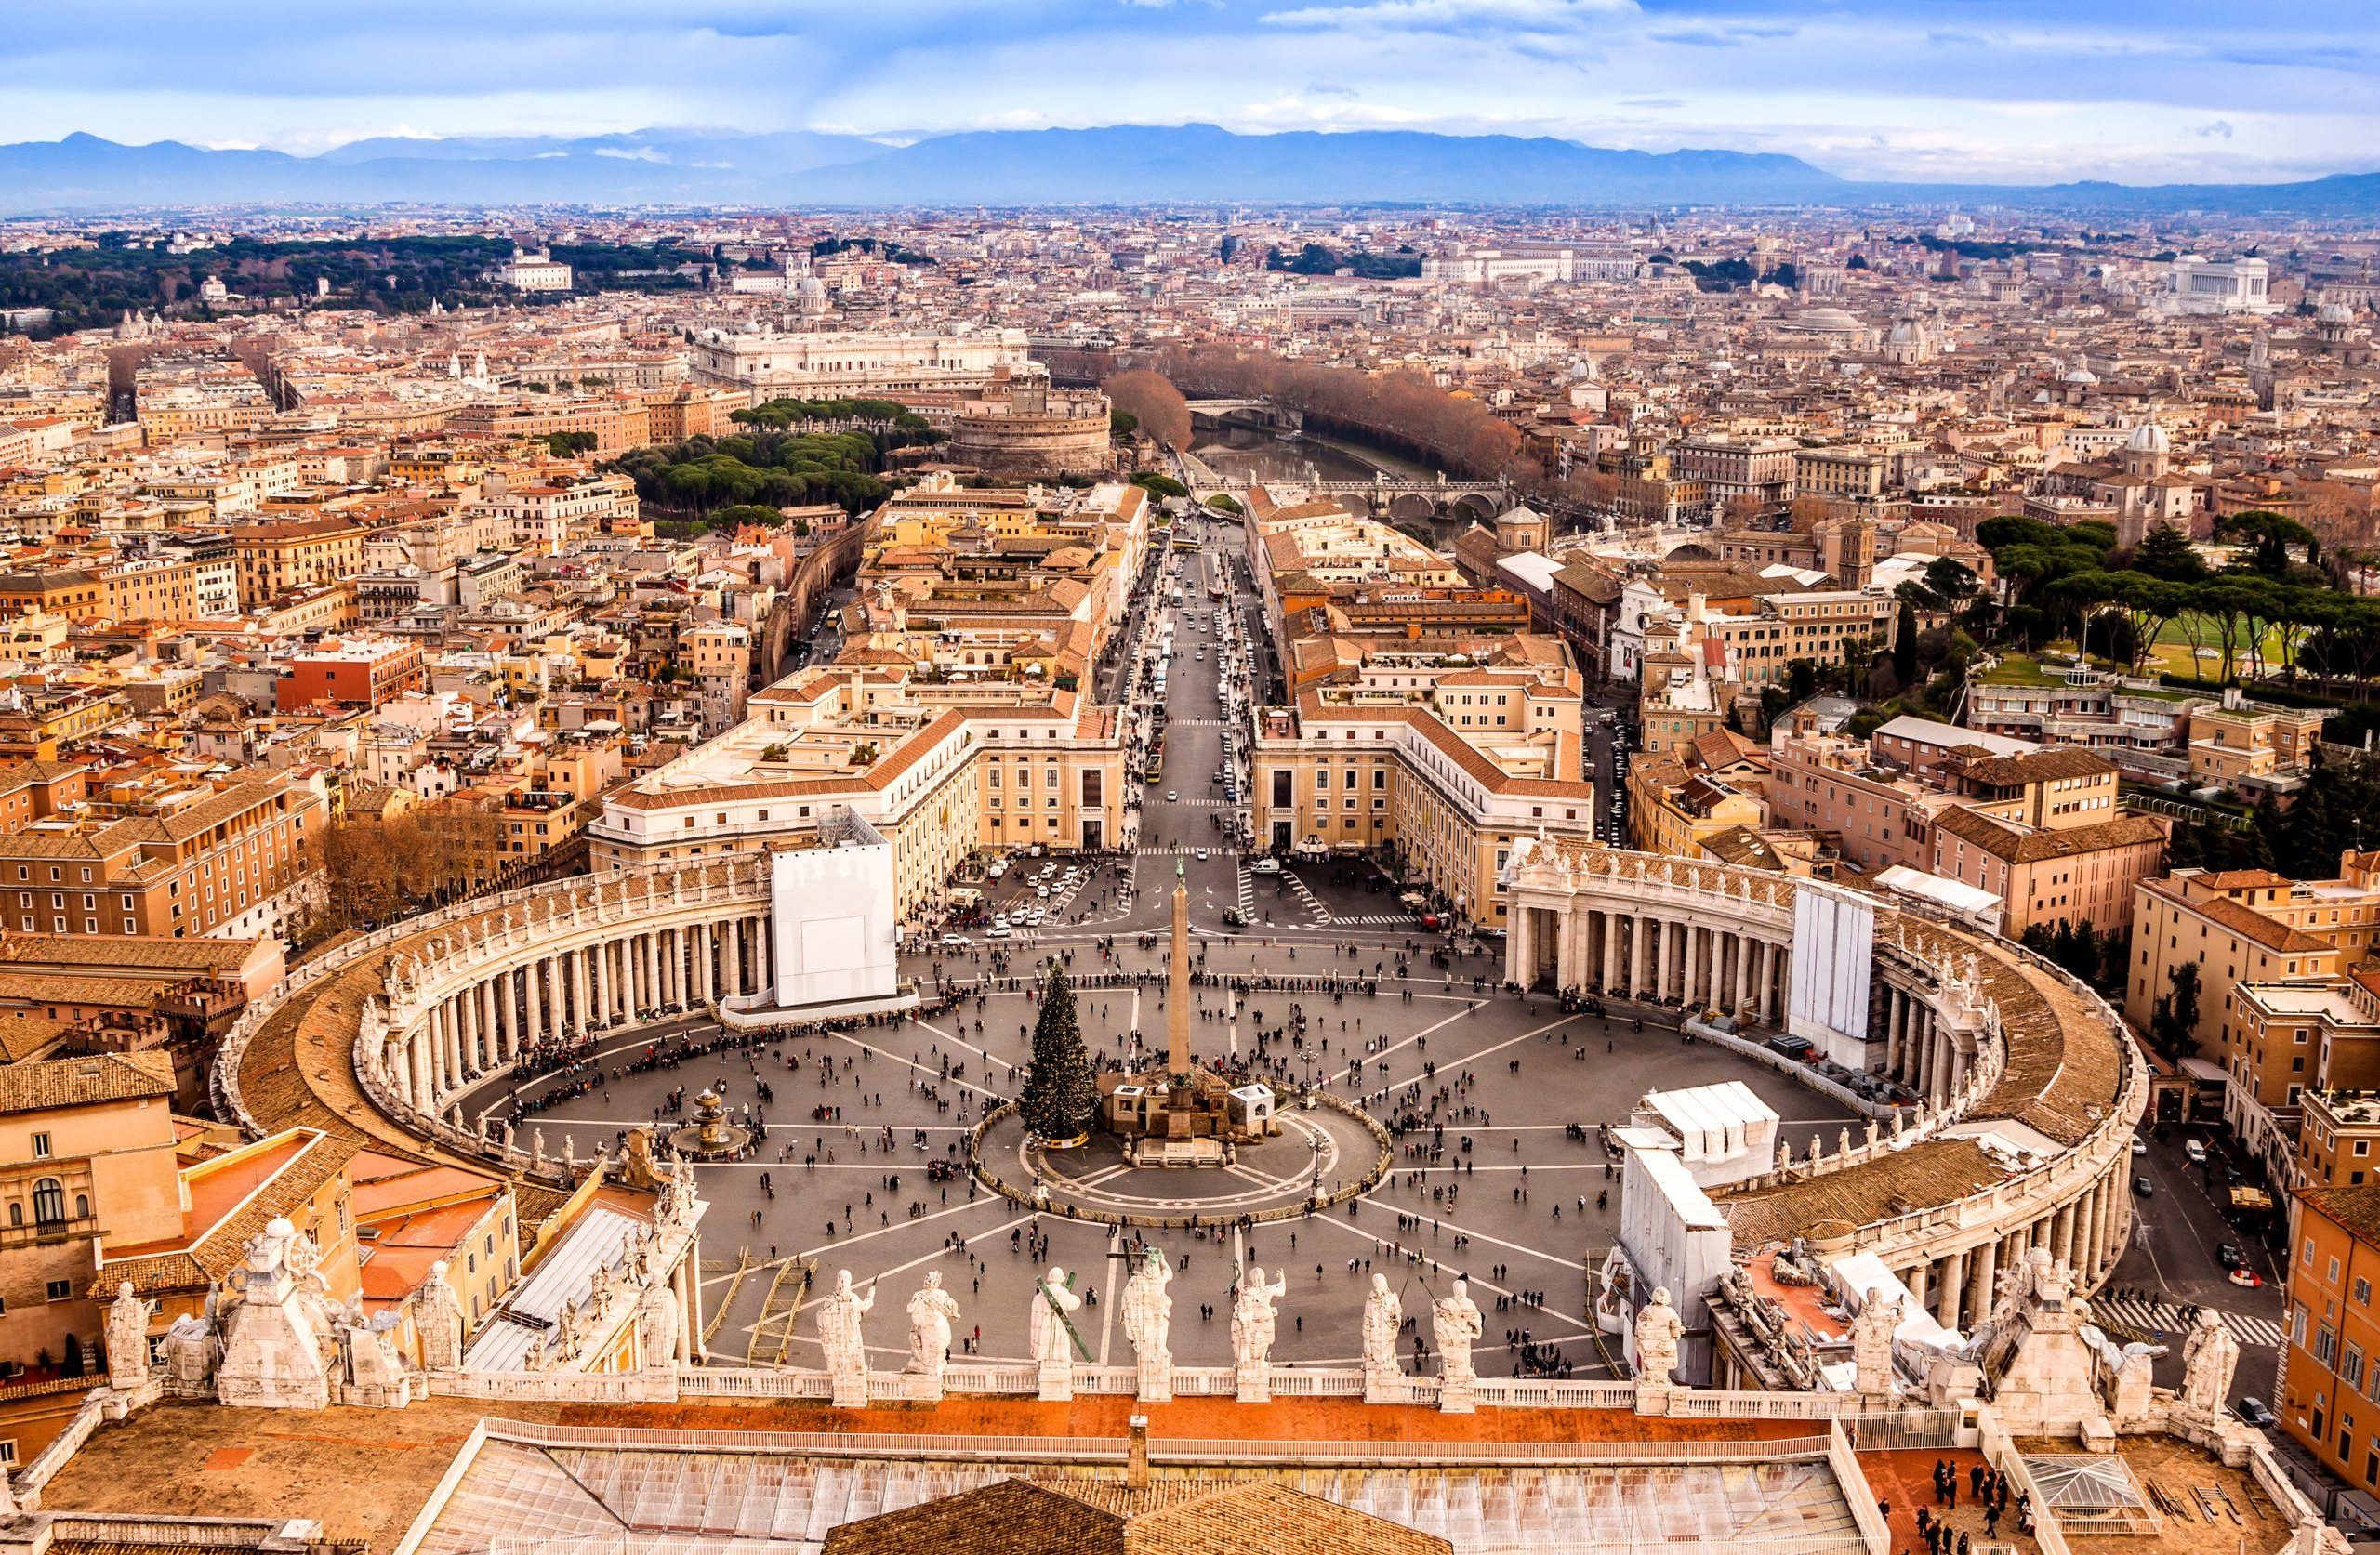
[971,1093,1389,1226]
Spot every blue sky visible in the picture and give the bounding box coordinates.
[7,0,2380,184]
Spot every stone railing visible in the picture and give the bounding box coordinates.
[426,1366,681,1404]
[11,1377,157,1511]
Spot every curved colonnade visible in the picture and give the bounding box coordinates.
[1504,843,2147,1336]
[217,857,775,1190]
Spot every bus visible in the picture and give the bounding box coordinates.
[1172,535,1202,554]
[1152,665,1169,697]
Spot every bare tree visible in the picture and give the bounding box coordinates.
[1104,370,1193,449]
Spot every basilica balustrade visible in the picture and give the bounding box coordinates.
[1503,840,2146,1335]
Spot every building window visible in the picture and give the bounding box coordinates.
[29,1133,48,1159]
[32,1179,64,1226]
[43,1280,69,1302]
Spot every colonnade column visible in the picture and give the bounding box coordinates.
[1631,916,1650,999]
[523,959,545,1049]
[1936,1248,1965,1328]
[1755,941,1776,1023]
[1968,1238,1998,1328]
[496,970,518,1061]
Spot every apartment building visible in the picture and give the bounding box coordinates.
[274,635,428,713]
[0,773,323,942]
[449,396,652,455]
[1250,654,1594,930]
[2275,1184,2380,1496]
[2128,859,2380,1140]
[230,516,365,612]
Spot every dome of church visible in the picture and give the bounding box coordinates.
[2064,363,2098,385]
[2320,301,2355,325]
[2125,421,2170,455]
[1789,308,1864,334]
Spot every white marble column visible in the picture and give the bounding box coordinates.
[523,959,545,1048]
[1755,941,1776,1022]
[497,969,520,1060]
[1936,1248,1965,1328]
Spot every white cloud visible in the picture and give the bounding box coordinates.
[592,144,669,161]
[1262,0,1631,34]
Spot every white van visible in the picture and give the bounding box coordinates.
[2185,1140,2208,1166]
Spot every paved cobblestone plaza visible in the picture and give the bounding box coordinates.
[485,942,1860,1377]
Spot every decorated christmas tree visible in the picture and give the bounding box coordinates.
[1020,962,1096,1146]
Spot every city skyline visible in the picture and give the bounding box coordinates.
[7,0,2380,188]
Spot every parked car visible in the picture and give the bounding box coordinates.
[1251,858,1282,876]
[2132,1138,2149,1155]
[2236,1397,2277,1428]
[2133,1175,2154,1196]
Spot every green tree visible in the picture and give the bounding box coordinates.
[2131,523,2208,583]
[1020,964,1096,1145]
[2216,508,2318,580]
[2149,959,2203,1061]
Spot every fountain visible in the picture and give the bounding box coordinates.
[667,1087,751,1160]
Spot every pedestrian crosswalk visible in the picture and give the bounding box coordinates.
[2090,1295,2285,1350]
[1331,913,1424,926]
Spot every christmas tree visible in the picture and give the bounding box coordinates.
[1020,962,1096,1146]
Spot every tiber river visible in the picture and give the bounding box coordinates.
[1187,426,1439,486]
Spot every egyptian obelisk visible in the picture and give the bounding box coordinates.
[1168,860,1192,1079]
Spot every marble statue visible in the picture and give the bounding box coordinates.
[1231,1265,1287,1400]
[215,1218,333,1410]
[1120,1247,1173,1401]
[162,1311,220,1398]
[1362,1273,1403,1393]
[2179,1308,2241,1416]
[106,1281,152,1390]
[1634,1286,1685,1387]
[904,1272,960,1385]
[410,1262,467,1371]
[622,1126,659,1191]
[1029,1267,1082,1364]
[1433,1279,1484,1385]
[1029,1265,1082,1400]
[636,1278,681,1371]
[818,1271,875,1405]
[341,1311,414,1408]
[1850,1292,1900,1401]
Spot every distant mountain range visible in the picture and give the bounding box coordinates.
[3,125,2378,214]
